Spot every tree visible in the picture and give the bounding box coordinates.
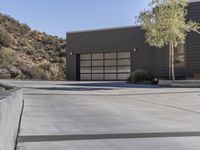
[137,0,200,80]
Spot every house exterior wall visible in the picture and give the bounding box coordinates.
[66,27,157,80]
[185,2,200,76]
[66,1,200,81]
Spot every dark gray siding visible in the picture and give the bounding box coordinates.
[155,48,169,77]
[67,27,156,80]
[186,2,200,76]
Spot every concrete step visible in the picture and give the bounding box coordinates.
[171,84,200,88]
[159,80,200,88]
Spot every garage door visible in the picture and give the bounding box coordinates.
[80,52,131,81]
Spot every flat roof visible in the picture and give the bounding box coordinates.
[189,0,200,3]
[67,25,140,35]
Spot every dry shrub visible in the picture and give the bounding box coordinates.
[0,27,14,47]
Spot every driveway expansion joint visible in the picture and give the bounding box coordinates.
[18,132,200,143]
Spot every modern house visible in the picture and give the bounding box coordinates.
[66,0,200,81]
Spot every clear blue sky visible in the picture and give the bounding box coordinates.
[0,0,151,38]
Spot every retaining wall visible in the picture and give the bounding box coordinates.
[0,84,23,150]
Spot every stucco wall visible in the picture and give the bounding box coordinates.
[0,85,23,150]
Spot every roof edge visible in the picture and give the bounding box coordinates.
[67,25,141,35]
[189,0,200,3]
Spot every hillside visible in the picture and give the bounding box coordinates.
[0,13,66,80]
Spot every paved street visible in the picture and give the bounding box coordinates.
[2,80,200,150]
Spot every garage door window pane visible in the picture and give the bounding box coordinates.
[118,52,130,59]
[105,60,116,66]
[80,74,91,80]
[105,52,116,59]
[105,67,116,73]
[105,74,117,80]
[118,59,131,66]
[118,66,131,73]
[92,67,104,73]
[80,60,91,67]
[92,74,104,80]
[118,73,130,80]
[80,67,91,73]
[92,60,103,66]
[80,54,91,60]
[92,53,103,60]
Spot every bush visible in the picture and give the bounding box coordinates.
[0,48,17,65]
[128,69,158,84]
[0,27,14,47]
[31,66,49,80]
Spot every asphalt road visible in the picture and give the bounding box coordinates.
[2,80,200,150]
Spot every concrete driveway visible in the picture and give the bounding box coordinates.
[2,80,200,150]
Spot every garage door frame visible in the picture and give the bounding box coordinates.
[79,51,131,81]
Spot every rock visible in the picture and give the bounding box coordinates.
[9,67,22,78]
[0,68,11,79]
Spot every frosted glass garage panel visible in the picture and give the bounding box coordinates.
[92,60,103,66]
[80,67,91,73]
[92,53,103,60]
[118,52,131,59]
[117,66,131,73]
[92,74,104,80]
[80,74,91,80]
[118,59,131,66]
[105,52,117,59]
[92,67,104,73]
[105,60,116,66]
[80,54,91,60]
[80,60,91,67]
[105,74,117,80]
[105,67,116,73]
[118,73,130,80]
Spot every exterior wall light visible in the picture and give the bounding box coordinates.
[70,52,74,55]
[133,48,138,52]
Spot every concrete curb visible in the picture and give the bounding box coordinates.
[158,80,200,88]
[0,83,23,150]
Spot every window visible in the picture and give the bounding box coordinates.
[175,44,186,66]
[92,74,104,80]
[80,74,91,80]
[118,59,131,66]
[105,52,116,59]
[118,52,131,59]
[92,60,103,66]
[92,53,103,60]
[118,73,130,80]
[80,67,91,73]
[80,60,91,67]
[80,54,91,60]
[105,60,117,66]
[105,74,117,80]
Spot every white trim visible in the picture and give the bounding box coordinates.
[189,0,200,3]
[67,25,140,34]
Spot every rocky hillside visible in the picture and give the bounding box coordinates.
[0,13,66,80]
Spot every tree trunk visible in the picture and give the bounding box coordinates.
[169,42,172,80]
[171,42,175,81]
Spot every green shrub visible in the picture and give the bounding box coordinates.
[128,69,157,84]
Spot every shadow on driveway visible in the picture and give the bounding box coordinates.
[58,81,160,89]
[31,87,114,91]
[18,131,200,142]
